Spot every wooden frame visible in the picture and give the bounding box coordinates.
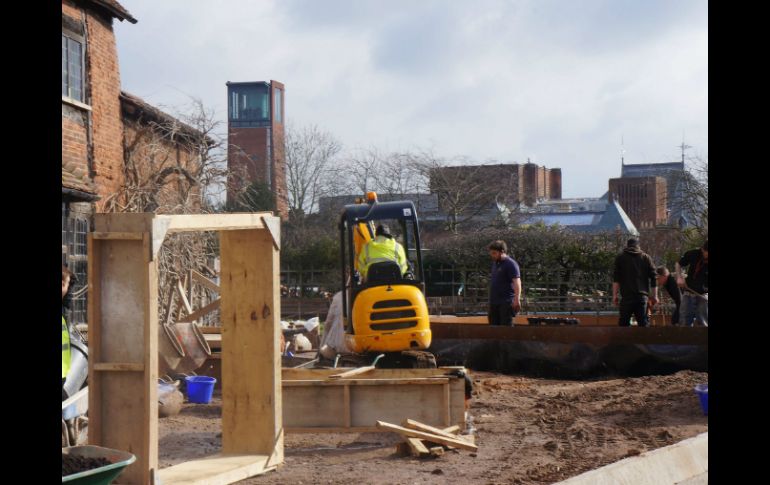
[281,367,466,433]
[88,213,282,485]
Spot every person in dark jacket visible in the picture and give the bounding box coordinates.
[675,239,708,326]
[656,266,682,325]
[487,240,521,326]
[612,238,658,327]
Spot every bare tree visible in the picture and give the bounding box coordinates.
[415,153,514,233]
[343,146,385,195]
[677,155,708,239]
[103,95,228,324]
[371,151,427,197]
[284,123,343,217]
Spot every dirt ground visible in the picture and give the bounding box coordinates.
[159,370,708,484]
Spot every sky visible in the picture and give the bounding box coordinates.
[115,0,708,199]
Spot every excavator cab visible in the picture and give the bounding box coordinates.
[339,192,432,357]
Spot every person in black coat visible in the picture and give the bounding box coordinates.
[656,266,682,325]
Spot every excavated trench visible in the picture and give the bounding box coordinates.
[430,339,707,379]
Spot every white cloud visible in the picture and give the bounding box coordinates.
[116,0,707,198]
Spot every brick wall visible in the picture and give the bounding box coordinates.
[61,105,89,187]
[61,0,124,208]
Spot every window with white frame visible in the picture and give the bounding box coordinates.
[62,34,84,102]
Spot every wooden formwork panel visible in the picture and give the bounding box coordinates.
[88,213,282,485]
[282,367,466,433]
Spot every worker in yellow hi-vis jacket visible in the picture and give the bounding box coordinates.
[357,224,408,281]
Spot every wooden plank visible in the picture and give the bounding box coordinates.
[442,425,460,434]
[91,231,143,240]
[403,419,474,444]
[143,232,159,484]
[199,326,222,334]
[352,384,450,430]
[287,426,381,433]
[395,442,411,457]
[443,383,451,426]
[62,386,89,411]
[343,385,351,428]
[283,378,449,387]
[164,277,177,325]
[87,233,102,446]
[93,363,145,372]
[157,454,276,485]
[221,228,283,464]
[429,446,445,457]
[178,299,221,323]
[96,213,272,234]
[88,234,153,484]
[281,368,467,433]
[205,334,222,351]
[376,421,478,451]
[177,279,193,316]
[188,269,194,309]
[260,215,281,251]
[405,437,430,457]
[192,269,220,293]
[430,323,708,346]
[282,366,466,381]
[328,366,376,379]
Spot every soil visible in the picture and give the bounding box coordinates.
[62,455,111,476]
[159,370,708,484]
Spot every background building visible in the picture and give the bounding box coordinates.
[226,80,288,218]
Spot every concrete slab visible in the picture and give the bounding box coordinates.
[555,432,707,485]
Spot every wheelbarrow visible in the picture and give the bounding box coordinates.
[62,445,135,485]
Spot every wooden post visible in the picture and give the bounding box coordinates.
[88,229,158,484]
[220,229,283,465]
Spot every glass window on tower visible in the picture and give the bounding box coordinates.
[274,88,282,123]
[229,83,269,122]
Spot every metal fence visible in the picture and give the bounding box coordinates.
[278,264,680,319]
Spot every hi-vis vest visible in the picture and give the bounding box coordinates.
[358,235,408,279]
[62,316,71,379]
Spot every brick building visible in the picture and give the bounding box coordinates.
[604,160,693,229]
[62,0,137,326]
[62,0,208,326]
[429,161,562,210]
[119,91,210,213]
[226,81,288,218]
[608,176,668,230]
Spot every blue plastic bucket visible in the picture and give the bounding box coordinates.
[185,376,216,404]
[694,384,708,415]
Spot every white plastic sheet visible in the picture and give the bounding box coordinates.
[319,291,350,354]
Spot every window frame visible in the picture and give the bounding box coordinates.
[62,31,86,104]
[62,203,90,327]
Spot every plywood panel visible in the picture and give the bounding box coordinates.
[220,228,282,465]
[157,454,275,485]
[88,234,157,485]
[350,384,446,428]
[281,387,345,428]
[98,240,147,362]
[281,370,466,433]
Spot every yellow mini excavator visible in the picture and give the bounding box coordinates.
[338,192,435,368]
